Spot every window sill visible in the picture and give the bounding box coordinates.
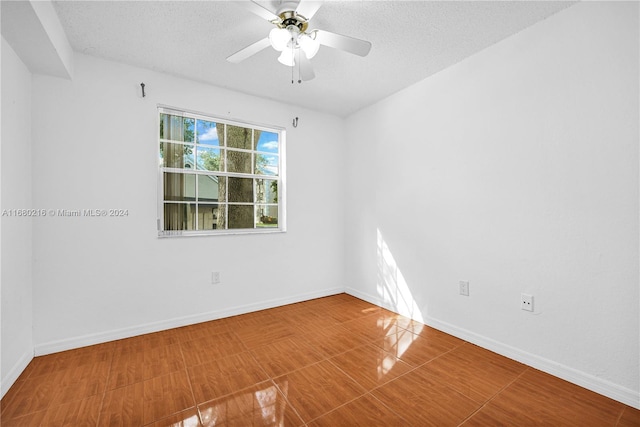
[157,228,286,238]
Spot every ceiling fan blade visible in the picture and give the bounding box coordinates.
[227,37,271,63]
[241,0,280,21]
[314,30,371,57]
[296,50,316,81]
[295,1,323,20]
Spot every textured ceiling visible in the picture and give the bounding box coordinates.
[51,1,574,117]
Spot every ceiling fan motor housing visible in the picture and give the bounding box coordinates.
[275,10,309,33]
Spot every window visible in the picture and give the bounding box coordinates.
[158,107,285,236]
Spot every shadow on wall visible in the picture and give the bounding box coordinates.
[376,228,425,324]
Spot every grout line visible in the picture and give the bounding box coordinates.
[614,408,623,426]
[94,349,116,427]
[316,339,459,424]
[304,390,367,426]
[456,366,531,426]
[613,406,630,427]
[363,338,463,391]
[176,338,201,426]
[268,377,308,426]
[366,390,413,424]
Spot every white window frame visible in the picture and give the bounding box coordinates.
[157,106,286,237]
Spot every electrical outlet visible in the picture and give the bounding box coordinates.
[212,272,220,284]
[459,280,469,296]
[521,293,534,312]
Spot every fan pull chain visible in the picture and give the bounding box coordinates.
[291,39,295,84]
[297,43,301,84]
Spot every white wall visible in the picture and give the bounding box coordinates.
[344,1,639,408]
[31,53,346,354]
[1,37,34,396]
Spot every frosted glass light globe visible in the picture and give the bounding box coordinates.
[269,28,290,51]
[299,33,320,59]
[278,49,295,66]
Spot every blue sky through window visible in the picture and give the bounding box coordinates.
[196,120,219,145]
[256,131,278,153]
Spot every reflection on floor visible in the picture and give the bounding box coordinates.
[1,294,638,426]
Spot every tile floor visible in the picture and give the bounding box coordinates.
[1,294,638,426]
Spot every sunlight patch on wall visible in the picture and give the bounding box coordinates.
[376,229,424,323]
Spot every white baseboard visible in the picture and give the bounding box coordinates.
[346,287,640,410]
[34,287,344,356]
[1,348,34,399]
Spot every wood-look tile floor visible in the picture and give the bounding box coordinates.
[1,294,638,426]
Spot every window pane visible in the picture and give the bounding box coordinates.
[160,114,194,142]
[197,204,221,230]
[227,150,252,174]
[228,205,254,229]
[196,120,220,146]
[255,154,278,176]
[256,179,278,204]
[256,205,278,228]
[164,173,195,201]
[227,177,253,203]
[216,176,227,202]
[197,175,221,202]
[164,203,195,230]
[255,131,279,153]
[160,142,194,169]
[196,147,222,172]
[159,109,283,235]
[227,125,253,149]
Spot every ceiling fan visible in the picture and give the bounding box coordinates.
[227,0,372,82]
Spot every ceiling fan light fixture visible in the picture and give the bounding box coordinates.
[298,33,320,59]
[277,49,295,66]
[228,2,371,83]
[298,34,320,59]
[269,27,290,51]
